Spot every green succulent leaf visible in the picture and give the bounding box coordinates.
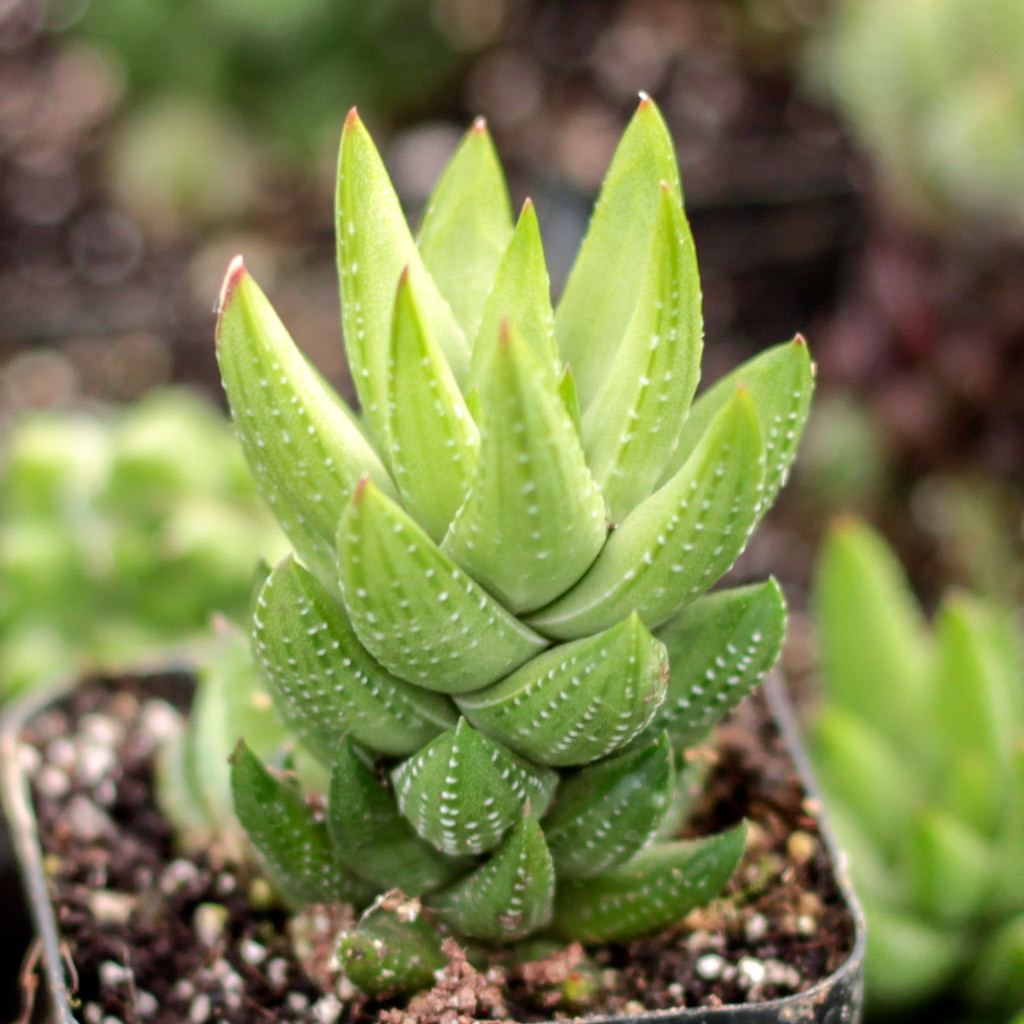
[814,519,932,759]
[658,337,814,514]
[528,386,764,639]
[387,270,479,541]
[216,260,396,586]
[932,595,1019,830]
[230,740,371,908]
[337,479,547,693]
[551,823,747,943]
[653,756,714,842]
[255,556,456,761]
[905,807,994,924]
[558,365,583,437]
[969,914,1024,1015]
[327,738,468,894]
[456,612,668,767]
[429,808,555,941]
[582,184,702,522]
[443,323,608,614]
[555,95,683,408]
[542,732,674,879]
[859,893,968,1010]
[648,580,786,749]
[468,198,558,392]
[336,109,468,446]
[811,705,923,853]
[338,894,447,998]
[392,719,558,856]
[416,118,513,340]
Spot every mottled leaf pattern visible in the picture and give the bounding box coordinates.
[254,556,456,760]
[417,118,513,339]
[216,260,395,585]
[387,270,479,541]
[658,337,813,514]
[583,184,702,522]
[551,824,747,942]
[543,732,674,879]
[230,741,371,908]
[529,387,764,638]
[327,739,467,894]
[392,719,557,855]
[336,109,468,446]
[429,809,555,940]
[338,479,547,693]
[555,95,683,408]
[649,580,786,749]
[456,613,668,766]
[444,324,608,613]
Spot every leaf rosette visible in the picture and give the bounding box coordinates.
[216,95,813,997]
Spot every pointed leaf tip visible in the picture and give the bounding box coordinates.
[216,255,247,317]
[471,116,488,134]
[345,106,361,128]
[352,475,371,505]
[638,91,653,108]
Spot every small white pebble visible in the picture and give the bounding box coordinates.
[286,992,310,1012]
[739,957,766,986]
[17,744,41,775]
[66,795,112,842]
[136,991,159,1018]
[99,961,129,987]
[194,904,229,947]
[160,859,201,895]
[75,741,117,786]
[88,890,135,925]
[797,914,817,935]
[138,700,182,745]
[47,738,76,769]
[172,980,195,1000]
[763,959,802,989]
[745,912,769,942]
[188,993,211,1024]
[84,1003,103,1024]
[80,713,123,747]
[267,958,289,989]
[239,939,266,965]
[696,954,726,980]
[336,976,358,1001]
[36,765,70,798]
[666,983,684,1000]
[313,994,343,1023]
[225,991,243,1011]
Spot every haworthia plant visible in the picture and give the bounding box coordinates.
[216,97,813,999]
[810,519,1024,1017]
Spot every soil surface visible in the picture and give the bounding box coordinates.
[15,673,855,1024]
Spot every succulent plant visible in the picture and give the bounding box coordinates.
[811,519,1024,1016]
[216,96,813,998]
[809,0,1024,235]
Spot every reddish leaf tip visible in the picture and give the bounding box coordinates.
[793,333,807,347]
[498,318,512,349]
[352,475,371,506]
[215,255,246,325]
[520,196,534,215]
[345,106,361,129]
[398,264,412,286]
[471,116,488,134]
[637,90,653,110]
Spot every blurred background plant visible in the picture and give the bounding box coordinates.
[0,388,285,699]
[808,518,1024,1022]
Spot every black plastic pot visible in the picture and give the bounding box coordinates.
[1,672,865,1024]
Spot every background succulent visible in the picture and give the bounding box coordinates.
[810,519,1024,1018]
[216,96,813,997]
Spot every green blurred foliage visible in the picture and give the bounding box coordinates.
[0,389,286,699]
[809,0,1024,234]
[810,519,1024,1019]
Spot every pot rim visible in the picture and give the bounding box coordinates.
[1,670,866,1024]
